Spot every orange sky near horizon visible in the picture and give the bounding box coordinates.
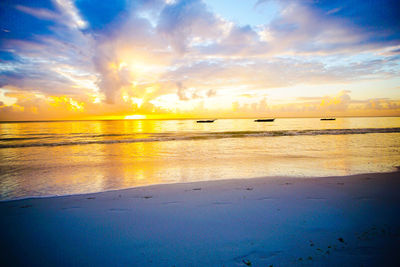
[1,0,400,121]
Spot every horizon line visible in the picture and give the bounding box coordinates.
[1,115,399,123]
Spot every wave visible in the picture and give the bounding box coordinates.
[0,127,399,149]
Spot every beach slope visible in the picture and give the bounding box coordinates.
[1,172,400,266]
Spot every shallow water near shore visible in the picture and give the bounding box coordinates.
[0,117,399,200]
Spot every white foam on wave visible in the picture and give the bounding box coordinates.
[0,127,399,149]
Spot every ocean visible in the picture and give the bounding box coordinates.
[0,117,399,200]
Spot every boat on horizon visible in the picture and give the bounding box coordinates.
[254,118,275,122]
[320,118,336,121]
[196,119,216,123]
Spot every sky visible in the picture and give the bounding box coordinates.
[0,0,399,120]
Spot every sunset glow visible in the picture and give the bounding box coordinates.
[1,2,400,264]
[1,0,399,121]
[125,114,146,120]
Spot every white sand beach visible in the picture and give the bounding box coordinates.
[1,171,399,266]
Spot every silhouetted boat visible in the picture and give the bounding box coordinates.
[320,118,336,121]
[254,118,275,122]
[196,120,215,123]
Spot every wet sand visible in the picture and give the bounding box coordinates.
[1,172,400,266]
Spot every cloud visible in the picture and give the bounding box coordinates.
[365,98,400,110]
[176,82,188,100]
[15,5,60,21]
[1,0,96,99]
[54,0,87,29]
[320,90,351,111]
[263,2,367,54]
[0,86,172,120]
[232,97,269,115]
[0,33,95,96]
[257,0,400,46]
[1,0,400,120]
[92,11,170,103]
[157,0,222,53]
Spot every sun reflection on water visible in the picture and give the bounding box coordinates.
[0,117,399,200]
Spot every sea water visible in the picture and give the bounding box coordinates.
[0,117,399,200]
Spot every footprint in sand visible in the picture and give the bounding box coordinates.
[234,250,282,265]
[131,195,154,199]
[184,188,202,192]
[257,197,277,200]
[61,206,82,210]
[306,197,327,200]
[212,201,233,205]
[162,201,183,205]
[353,196,374,201]
[108,208,130,212]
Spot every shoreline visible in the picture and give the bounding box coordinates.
[1,171,400,266]
[1,170,398,203]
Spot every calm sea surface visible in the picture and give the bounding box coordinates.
[0,117,399,200]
